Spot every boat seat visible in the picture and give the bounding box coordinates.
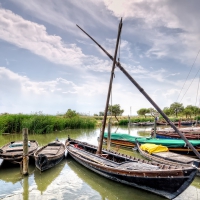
[100,154,108,158]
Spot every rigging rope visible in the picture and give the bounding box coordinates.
[195,75,200,107]
[176,49,200,102]
[180,64,200,103]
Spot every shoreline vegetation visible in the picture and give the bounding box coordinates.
[1,112,200,135]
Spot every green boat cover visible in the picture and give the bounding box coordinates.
[104,133,200,148]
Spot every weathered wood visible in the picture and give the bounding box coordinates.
[66,138,197,199]
[22,128,29,175]
[34,141,65,172]
[0,140,38,163]
[136,142,200,175]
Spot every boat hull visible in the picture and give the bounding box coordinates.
[66,139,197,199]
[34,141,65,172]
[35,154,65,171]
[0,140,38,164]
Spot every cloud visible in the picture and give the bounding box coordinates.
[0,8,86,67]
[0,67,110,114]
[103,0,200,64]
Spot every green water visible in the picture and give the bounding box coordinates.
[0,126,200,200]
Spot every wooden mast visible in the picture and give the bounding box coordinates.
[76,24,200,159]
[96,18,123,154]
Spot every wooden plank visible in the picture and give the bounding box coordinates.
[40,149,58,154]
[152,151,198,164]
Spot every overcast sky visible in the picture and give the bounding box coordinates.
[1,0,200,116]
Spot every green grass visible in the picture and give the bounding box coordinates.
[0,114,97,134]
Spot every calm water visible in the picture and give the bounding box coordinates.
[0,126,200,200]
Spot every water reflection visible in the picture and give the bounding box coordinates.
[0,126,200,200]
[34,160,65,193]
[67,158,164,200]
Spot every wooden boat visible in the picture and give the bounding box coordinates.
[155,127,200,140]
[0,140,38,164]
[74,19,200,199]
[66,138,197,200]
[156,132,200,140]
[181,121,195,126]
[103,133,200,156]
[34,141,65,171]
[156,121,167,125]
[135,142,200,176]
[131,122,154,126]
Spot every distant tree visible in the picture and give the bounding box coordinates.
[65,109,78,118]
[183,107,193,118]
[163,107,171,116]
[108,104,124,122]
[99,112,104,116]
[148,108,159,118]
[137,108,150,118]
[184,105,200,117]
[169,102,184,117]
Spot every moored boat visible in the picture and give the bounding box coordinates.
[66,138,197,200]
[155,127,200,140]
[103,133,200,156]
[0,140,38,164]
[34,141,65,171]
[135,142,200,176]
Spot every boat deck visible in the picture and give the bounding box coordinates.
[70,146,160,171]
[152,151,199,164]
[1,141,38,156]
[38,146,64,157]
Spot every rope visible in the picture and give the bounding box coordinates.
[176,49,200,102]
[195,75,200,106]
[180,66,200,103]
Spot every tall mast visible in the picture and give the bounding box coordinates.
[96,18,123,154]
[77,24,200,159]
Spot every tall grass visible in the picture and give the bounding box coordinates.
[0,114,97,134]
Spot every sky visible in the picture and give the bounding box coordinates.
[0,0,200,116]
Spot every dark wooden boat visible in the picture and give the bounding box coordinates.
[0,140,38,164]
[74,18,200,199]
[66,138,197,200]
[156,121,167,125]
[34,141,65,171]
[135,142,200,176]
[181,121,195,126]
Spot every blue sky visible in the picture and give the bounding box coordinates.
[0,0,200,116]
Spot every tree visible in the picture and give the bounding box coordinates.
[108,104,124,122]
[163,107,171,116]
[184,105,200,117]
[65,109,78,118]
[169,102,184,117]
[183,107,192,118]
[99,111,104,116]
[137,108,150,118]
[148,108,159,118]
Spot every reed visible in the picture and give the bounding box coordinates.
[0,114,97,134]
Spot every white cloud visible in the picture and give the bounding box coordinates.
[103,0,200,64]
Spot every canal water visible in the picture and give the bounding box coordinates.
[0,126,200,200]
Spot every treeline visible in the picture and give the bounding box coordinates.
[137,102,200,118]
[0,110,96,134]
